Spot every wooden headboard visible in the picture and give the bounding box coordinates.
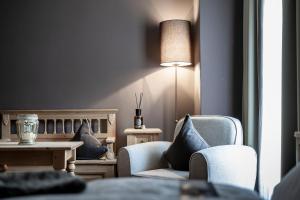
[0,109,118,158]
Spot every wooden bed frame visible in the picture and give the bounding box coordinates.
[0,109,118,180]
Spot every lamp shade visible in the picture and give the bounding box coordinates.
[160,20,192,67]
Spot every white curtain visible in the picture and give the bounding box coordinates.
[259,0,282,198]
[243,0,283,199]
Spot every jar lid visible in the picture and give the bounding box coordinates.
[17,114,38,120]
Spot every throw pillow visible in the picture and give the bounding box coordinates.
[272,164,300,200]
[165,114,210,170]
[72,122,107,160]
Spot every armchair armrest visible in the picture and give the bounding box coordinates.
[189,145,257,190]
[118,141,171,177]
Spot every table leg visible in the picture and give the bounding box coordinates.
[66,149,76,176]
[53,150,67,171]
[67,160,75,175]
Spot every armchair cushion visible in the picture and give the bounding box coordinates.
[118,141,171,177]
[165,115,210,171]
[133,169,189,180]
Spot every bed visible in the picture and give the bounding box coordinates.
[3,178,261,200]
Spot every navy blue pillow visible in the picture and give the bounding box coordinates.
[72,123,107,160]
[165,115,210,170]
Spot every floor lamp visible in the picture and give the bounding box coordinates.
[160,19,192,122]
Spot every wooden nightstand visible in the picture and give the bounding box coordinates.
[124,128,162,146]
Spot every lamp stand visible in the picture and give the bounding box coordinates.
[175,65,178,123]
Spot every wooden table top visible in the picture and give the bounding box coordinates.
[0,141,83,151]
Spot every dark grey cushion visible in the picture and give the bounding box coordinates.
[165,115,210,170]
[272,164,300,200]
[72,122,107,160]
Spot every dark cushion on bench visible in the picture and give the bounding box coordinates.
[72,122,107,160]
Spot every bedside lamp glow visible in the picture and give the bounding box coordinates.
[160,20,192,67]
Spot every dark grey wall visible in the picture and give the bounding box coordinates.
[0,0,194,147]
[281,0,297,176]
[199,0,243,119]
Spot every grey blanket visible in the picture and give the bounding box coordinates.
[4,178,261,200]
[0,171,86,198]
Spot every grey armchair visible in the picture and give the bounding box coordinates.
[118,116,257,190]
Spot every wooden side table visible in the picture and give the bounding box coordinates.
[0,141,83,175]
[124,128,162,146]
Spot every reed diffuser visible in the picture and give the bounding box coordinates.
[134,92,143,129]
